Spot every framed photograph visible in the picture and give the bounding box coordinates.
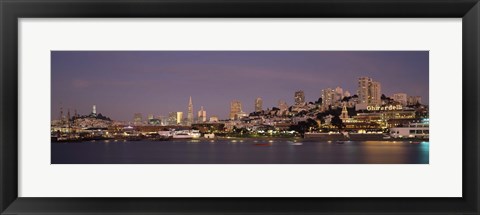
[1,0,479,214]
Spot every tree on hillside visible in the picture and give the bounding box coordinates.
[331,115,344,129]
[289,118,319,135]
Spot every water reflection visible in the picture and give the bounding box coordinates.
[52,140,429,164]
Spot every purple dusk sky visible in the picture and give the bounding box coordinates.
[51,51,429,121]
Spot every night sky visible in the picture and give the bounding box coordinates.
[51,51,429,121]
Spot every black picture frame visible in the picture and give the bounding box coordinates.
[1,0,479,214]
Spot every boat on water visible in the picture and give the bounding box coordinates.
[173,130,201,139]
[289,141,303,146]
[158,130,201,139]
[158,130,173,139]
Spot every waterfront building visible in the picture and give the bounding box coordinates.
[187,96,193,125]
[294,90,305,106]
[392,93,408,106]
[407,96,422,105]
[191,122,225,133]
[255,97,263,112]
[198,106,207,122]
[352,109,416,128]
[357,77,382,108]
[230,100,242,120]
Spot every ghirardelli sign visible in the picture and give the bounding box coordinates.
[367,105,403,111]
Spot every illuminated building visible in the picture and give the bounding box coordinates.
[148,118,160,125]
[230,100,242,120]
[59,106,64,122]
[392,93,408,106]
[176,112,183,125]
[334,86,344,101]
[157,115,168,125]
[357,77,382,108]
[187,96,193,125]
[147,114,154,120]
[357,77,370,104]
[278,100,288,112]
[340,103,349,121]
[191,122,225,133]
[92,105,96,115]
[255,97,263,112]
[168,112,177,125]
[209,116,219,122]
[236,111,248,119]
[133,113,142,125]
[321,88,334,108]
[198,106,207,122]
[352,109,416,128]
[344,90,351,97]
[370,81,382,106]
[294,90,305,106]
[407,96,422,105]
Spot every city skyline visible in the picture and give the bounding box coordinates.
[52,51,429,121]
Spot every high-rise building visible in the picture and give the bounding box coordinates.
[230,100,242,120]
[370,81,382,105]
[60,106,64,121]
[133,113,143,125]
[357,77,382,106]
[255,97,263,112]
[392,93,408,106]
[147,114,154,120]
[198,106,207,122]
[209,116,219,122]
[176,112,183,125]
[321,88,335,108]
[334,87,344,101]
[407,96,422,105]
[157,115,168,126]
[168,112,177,125]
[66,108,71,125]
[294,90,305,106]
[187,96,193,125]
[344,90,351,98]
[92,105,96,115]
[278,100,288,112]
[357,77,370,105]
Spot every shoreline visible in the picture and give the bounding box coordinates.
[52,136,429,143]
